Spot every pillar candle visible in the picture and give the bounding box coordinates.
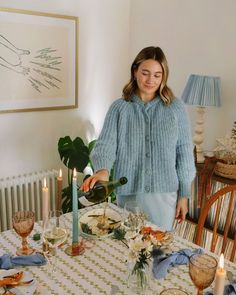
[214,254,226,295]
[42,178,49,231]
[56,169,63,211]
[72,168,78,244]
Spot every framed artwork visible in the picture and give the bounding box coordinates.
[0,7,78,113]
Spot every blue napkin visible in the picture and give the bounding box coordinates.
[204,280,236,295]
[0,253,47,269]
[152,248,203,279]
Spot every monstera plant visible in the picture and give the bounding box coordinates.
[58,136,96,213]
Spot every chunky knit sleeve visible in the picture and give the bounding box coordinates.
[91,99,122,173]
[173,99,196,198]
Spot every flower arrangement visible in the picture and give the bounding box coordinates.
[114,226,172,291]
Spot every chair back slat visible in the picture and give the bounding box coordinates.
[211,198,222,252]
[231,235,236,262]
[195,184,236,262]
[222,191,235,253]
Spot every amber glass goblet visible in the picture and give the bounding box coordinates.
[189,253,217,295]
[12,211,35,255]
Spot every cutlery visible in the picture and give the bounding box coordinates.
[1,279,34,295]
[6,279,33,287]
[3,272,23,280]
[2,287,15,295]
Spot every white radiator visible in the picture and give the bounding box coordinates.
[0,170,58,232]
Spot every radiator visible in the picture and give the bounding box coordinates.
[0,170,58,232]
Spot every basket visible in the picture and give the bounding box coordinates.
[215,161,236,179]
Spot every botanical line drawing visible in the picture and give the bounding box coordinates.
[0,34,62,93]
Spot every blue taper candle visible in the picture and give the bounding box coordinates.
[72,168,78,244]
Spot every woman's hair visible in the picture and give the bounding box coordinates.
[122,46,174,104]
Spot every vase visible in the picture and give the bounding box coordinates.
[127,264,149,293]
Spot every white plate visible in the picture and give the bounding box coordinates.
[0,269,37,295]
[79,208,122,239]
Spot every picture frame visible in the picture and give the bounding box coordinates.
[0,7,78,113]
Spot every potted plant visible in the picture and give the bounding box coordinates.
[58,136,96,213]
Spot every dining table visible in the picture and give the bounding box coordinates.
[0,202,235,295]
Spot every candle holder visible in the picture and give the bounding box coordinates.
[65,238,86,256]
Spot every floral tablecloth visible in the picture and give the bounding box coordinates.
[0,203,235,295]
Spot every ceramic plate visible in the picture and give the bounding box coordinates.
[0,269,37,295]
[79,208,122,239]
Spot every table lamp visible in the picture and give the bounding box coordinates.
[182,74,221,163]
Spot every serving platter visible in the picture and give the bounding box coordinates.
[79,207,122,239]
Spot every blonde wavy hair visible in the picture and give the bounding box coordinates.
[122,46,174,105]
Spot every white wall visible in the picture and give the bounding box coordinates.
[1,0,235,180]
[130,0,236,153]
[0,0,130,179]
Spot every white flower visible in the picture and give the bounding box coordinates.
[124,230,137,240]
[128,235,146,253]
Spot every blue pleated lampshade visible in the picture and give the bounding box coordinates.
[182,74,221,107]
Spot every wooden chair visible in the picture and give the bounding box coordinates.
[195,184,236,262]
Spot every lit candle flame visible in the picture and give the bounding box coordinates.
[59,168,62,178]
[73,168,77,178]
[43,177,47,188]
[219,253,224,271]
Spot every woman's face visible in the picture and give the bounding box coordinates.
[134,59,163,102]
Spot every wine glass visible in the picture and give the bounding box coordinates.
[12,211,35,255]
[123,200,145,231]
[43,210,67,272]
[189,253,217,295]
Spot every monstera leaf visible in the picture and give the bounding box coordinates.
[58,136,89,172]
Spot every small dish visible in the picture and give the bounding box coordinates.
[0,269,36,295]
[79,208,122,239]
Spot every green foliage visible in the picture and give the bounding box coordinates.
[58,136,89,172]
[58,136,91,213]
[113,228,126,241]
[58,136,117,213]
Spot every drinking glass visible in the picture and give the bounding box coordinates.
[189,253,217,295]
[12,211,35,255]
[160,288,189,295]
[43,210,67,272]
[123,200,145,231]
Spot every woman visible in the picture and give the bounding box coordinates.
[81,46,195,230]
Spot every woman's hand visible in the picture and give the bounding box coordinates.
[175,197,188,223]
[80,169,109,192]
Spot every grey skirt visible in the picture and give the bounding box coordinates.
[116,192,177,231]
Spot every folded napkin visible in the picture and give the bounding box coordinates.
[204,280,236,295]
[0,253,47,270]
[152,248,203,279]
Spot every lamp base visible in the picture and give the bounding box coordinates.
[196,151,205,163]
[193,107,206,163]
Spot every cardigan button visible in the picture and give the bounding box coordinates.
[145,169,151,175]
[145,135,150,141]
[146,153,150,158]
[145,186,150,192]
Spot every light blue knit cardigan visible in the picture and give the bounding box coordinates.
[91,95,196,198]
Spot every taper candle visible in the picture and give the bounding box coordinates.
[56,169,63,211]
[42,178,49,231]
[214,253,226,295]
[72,168,78,244]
